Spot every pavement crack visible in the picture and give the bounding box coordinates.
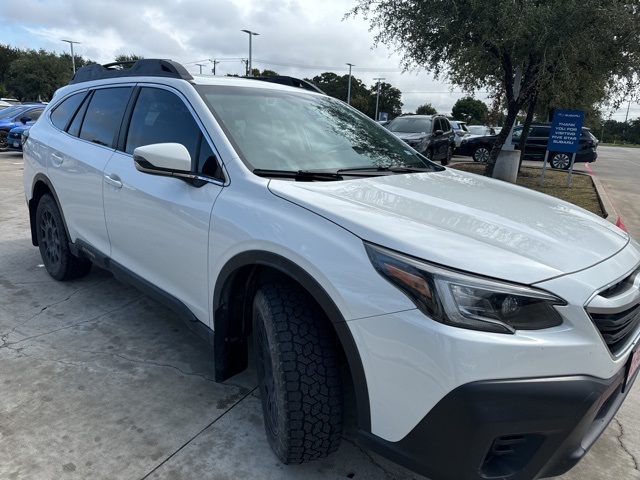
[79,349,217,383]
[8,278,112,336]
[138,386,258,480]
[614,417,639,471]
[2,295,144,348]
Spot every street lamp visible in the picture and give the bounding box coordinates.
[374,77,385,121]
[346,63,355,105]
[241,29,259,76]
[196,63,206,74]
[61,39,81,73]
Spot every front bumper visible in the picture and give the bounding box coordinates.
[359,366,638,480]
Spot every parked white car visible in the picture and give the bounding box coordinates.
[22,59,640,480]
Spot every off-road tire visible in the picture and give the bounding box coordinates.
[35,194,92,281]
[253,278,343,464]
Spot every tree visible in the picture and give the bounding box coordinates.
[368,81,403,119]
[305,72,370,114]
[0,44,22,88]
[115,54,145,63]
[258,69,279,77]
[349,0,640,178]
[416,103,437,115]
[5,49,71,101]
[451,96,487,124]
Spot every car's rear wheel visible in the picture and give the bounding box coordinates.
[253,278,343,464]
[473,145,491,162]
[550,152,571,170]
[36,194,92,281]
[0,133,8,151]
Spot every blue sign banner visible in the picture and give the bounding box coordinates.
[547,109,585,153]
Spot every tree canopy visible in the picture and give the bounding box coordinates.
[451,96,488,124]
[416,103,437,115]
[350,0,640,177]
[305,72,402,118]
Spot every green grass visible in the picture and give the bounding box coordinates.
[450,162,605,217]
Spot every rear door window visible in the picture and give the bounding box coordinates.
[78,87,132,148]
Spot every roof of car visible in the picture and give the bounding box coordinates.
[68,58,324,94]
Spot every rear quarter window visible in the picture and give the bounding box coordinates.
[50,92,86,131]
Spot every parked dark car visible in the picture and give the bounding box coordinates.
[458,123,598,169]
[0,104,44,150]
[386,114,455,165]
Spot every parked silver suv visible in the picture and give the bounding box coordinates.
[22,59,640,480]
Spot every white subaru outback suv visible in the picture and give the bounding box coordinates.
[23,59,640,480]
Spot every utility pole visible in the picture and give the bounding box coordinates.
[374,77,385,121]
[196,63,206,74]
[346,63,355,105]
[211,59,220,75]
[61,39,81,73]
[241,59,249,76]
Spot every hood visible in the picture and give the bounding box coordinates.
[269,169,629,284]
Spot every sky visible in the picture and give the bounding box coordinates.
[2,0,638,122]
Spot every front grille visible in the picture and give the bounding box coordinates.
[586,267,640,357]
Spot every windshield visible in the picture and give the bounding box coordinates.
[196,85,437,174]
[387,117,432,134]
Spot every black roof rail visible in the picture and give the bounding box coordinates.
[248,76,325,94]
[68,59,194,85]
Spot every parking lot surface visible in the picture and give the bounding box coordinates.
[1,150,639,479]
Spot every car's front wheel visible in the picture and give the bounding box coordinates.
[550,152,571,170]
[253,277,343,464]
[473,145,491,162]
[35,194,92,281]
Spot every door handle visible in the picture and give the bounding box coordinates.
[104,174,123,190]
[51,153,63,167]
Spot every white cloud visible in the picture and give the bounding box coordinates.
[2,0,634,120]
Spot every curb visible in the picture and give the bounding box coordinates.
[584,164,627,232]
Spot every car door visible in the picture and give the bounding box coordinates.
[523,126,550,160]
[432,118,449,160]
[102,86,224,324]
[46,87,133,256]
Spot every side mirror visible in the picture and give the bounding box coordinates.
[20,116,32,125]
[133,143,192,173]
[434,129,444,137]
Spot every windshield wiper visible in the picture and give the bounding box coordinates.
[253,169,343,181]
[336,165,434,174]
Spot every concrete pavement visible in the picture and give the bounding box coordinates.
[1,149,639,479]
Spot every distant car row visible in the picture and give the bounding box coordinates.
[458,123,598,169]
[383,115,597,170]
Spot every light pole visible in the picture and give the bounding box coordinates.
[346,63,355,105]
[241,29,259,76]
[61,39,81,73]
[196,63,206,74]
[374,77,385,121]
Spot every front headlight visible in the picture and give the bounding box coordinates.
[366,243,566,334]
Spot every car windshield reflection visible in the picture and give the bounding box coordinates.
[196,85,441,175]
